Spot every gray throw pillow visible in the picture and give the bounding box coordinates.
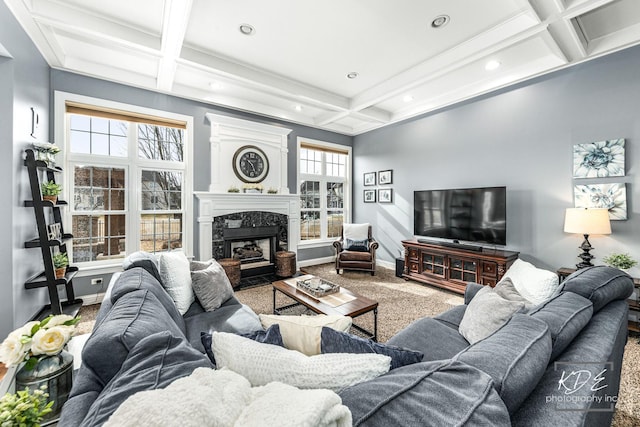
[459,285,525,344]
[190,259,234,312]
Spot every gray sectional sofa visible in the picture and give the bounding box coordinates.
[60,264,633,426]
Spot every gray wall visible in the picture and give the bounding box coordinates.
[353,45,640,275]
[1,1,52,338]
[50,70,352,296]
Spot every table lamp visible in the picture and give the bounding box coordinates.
[564,207,611,269]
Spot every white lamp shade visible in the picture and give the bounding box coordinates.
[564,208,611,235]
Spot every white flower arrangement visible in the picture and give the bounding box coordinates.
[241,183,264,190]
[32,142,60,154]
[0,315,80,370]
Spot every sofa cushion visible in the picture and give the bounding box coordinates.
[433,304,466,329]
[499,258,560,304]
[320,327,423,370]
[339,251,372,262]
[528,292,593,361]
[122,251,162,283]
[184,303,262,351]
[459,285,526,344]
[339,359,511,426]
[453,314,552,415]
[79,331,211,427]
[259,314,352,356]
[387,317,469,361]
[81,289,187,387]
[211,331,391,392]
[157,250,194,315]
[190,259,234,312]
[200,324,284,366]
[109,267,186,334]
[558,265,634,312]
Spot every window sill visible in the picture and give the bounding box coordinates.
[74,263,123,278]
[297,239,337,249]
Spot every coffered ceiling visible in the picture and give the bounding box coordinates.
[5,0,640,135]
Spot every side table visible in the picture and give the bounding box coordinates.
[557,267,640,334]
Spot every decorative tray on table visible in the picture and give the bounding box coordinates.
[297,277,340,298]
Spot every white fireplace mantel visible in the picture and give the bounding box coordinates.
[205,113,292,194]
[195,192,299,261]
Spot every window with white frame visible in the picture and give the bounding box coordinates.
[298,140,350,242]
[57,94,192,268]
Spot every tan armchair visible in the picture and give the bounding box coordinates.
[333,224,379,276]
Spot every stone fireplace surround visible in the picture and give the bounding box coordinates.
[194,193,300,269]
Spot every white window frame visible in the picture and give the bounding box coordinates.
[54,91,194,276]
[296,137,352,248]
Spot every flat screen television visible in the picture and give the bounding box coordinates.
[414,186,506,246]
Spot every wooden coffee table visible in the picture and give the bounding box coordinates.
[272,276,379,341]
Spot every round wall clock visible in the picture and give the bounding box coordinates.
[232,145,269,183]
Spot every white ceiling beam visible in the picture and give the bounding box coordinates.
[546,18,588,61]
[349,11,542,111]
[352,107,391,124]
[157,0,193,91]
[350,11,545,112]
[180,47,350,111]
[3,0,63,66]
[60,58,158,90]
[315,111,350,127]
[30,0,161,53]
[560,0,617,20]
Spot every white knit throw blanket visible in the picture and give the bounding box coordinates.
[104,367,352,427]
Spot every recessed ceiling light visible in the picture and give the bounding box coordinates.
[346,72,359,79]
[403,95,414,103]
[209,82,222,90]
[294,105,303,111]
[239,24,255,36]
[431,15,450,28]
[485,60,501,71]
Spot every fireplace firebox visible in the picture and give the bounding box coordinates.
[223,226,280,277]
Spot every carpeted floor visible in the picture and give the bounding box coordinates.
[77,263,640,425]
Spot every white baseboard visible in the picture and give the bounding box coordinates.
[298,256,395,271]
[81,292,106,306]
[377,259,394,270]
[298,256,335,268]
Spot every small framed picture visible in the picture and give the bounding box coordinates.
[378,170,393,185]
[378,188,393,203]
[364,189,376,203]
[364,172,376,186]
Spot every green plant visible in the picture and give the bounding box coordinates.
[52,253,68,269]
[227,186,240,193]
[603,253,638,270]
[40,181,62,197]
[267,187,278,194]
[0,387,53,426]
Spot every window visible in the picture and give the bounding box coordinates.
[56,93,193,270]
[298,139,350,243]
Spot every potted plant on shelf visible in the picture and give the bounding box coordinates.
[41,181,62,203]
[52,252,68,279]
[603,253,638,271]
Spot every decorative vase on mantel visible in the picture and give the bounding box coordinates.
[15,350,74,422]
